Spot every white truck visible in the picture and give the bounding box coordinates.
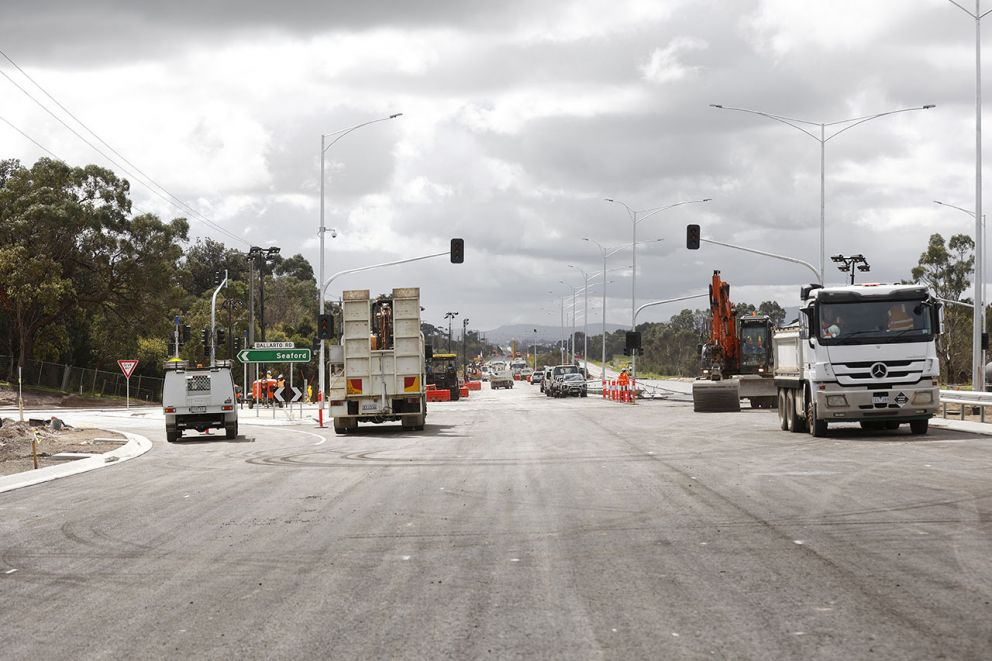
[162,360,238,442]
[774,283,941,437]
[327,288,427,434]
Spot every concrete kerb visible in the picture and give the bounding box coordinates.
[0,429,152,494]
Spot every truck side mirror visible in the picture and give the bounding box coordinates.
[932,302,943,335]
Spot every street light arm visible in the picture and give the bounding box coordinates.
[710,104,822,140]
[700,237,821,283]
[322,113,403,153]
[321,250,448,300]
[934,199,978,217]
[604,198,637,221]
[634,294,709,325]
[634,199,711,225]
[947,0,979,18]
[823,106,935,141]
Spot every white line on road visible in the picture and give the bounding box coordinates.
[5,569,17,574]
[284,429,329,446]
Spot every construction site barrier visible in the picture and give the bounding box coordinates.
[426,389,450,402]
[459,386,470,398]
[466,381,482,391]
[603,379,634,403]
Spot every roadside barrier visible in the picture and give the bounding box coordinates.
[466,381,482,391]
[459,386,470,398]
[603,378,634,403]
[427,389,450,402]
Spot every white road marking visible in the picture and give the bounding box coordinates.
[794,540,805,545]
[510,558,520,562]
[284,429,329,446]
[401,555,412,560]
[5,569,17,574]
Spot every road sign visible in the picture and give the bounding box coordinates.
[289,386,302,402]
[274,386,285,403]
[236,348,312,364]
[117,359,138,378]
[254,341,295,349]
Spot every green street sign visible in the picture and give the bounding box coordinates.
[237,348,312,364]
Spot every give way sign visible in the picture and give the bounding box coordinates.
[117,359,138,379]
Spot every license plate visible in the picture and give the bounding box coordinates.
[190,406,206,413]
[361,403,379,412]
[872,393,888,405]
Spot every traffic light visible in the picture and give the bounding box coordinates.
[201,328,210,351]
[317,313,333,340]
[233,336,242,352]
[216,328,225,345]
[624,331,641,356]
[686,224,701,250]
[450,238,464,264]
[182,325,191,344]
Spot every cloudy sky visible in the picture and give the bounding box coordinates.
[0,0,987,332]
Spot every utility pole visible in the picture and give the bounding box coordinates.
[462,317,470,378]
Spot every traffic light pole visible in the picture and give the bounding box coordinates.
[210,270,228,367]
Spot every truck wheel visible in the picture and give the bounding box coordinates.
[910,419,929,435]
[225,422,238,439]
[333,418,354,435]
[778,390,789,431]
[786,390,805,433]
[166,429,180,443]
[806,398,827,437]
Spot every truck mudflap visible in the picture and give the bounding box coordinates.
[815,386,938,422]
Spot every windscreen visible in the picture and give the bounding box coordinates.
[739,325,769,368]
[816,299,934,344]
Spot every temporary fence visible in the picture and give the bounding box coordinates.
[0,355,164,403]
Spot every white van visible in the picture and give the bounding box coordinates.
[162,361,238,442]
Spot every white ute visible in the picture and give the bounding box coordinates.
[163,360,238,442]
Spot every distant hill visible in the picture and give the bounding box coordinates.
[482,323,627,345]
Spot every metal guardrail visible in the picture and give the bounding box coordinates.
[939,389,992,422]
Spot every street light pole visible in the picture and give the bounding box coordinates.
[935,199,988,381]
[605,198,710,333]
[445,312,458,353]
[462,317,470,378]
[318,113,402,414]
[710,103,934,284]
[948,0,992,389]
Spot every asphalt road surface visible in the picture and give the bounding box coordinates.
[3,383,992,659]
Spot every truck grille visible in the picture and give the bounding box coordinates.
[832,360,926,387]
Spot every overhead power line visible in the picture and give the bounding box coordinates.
[0,48,249,247]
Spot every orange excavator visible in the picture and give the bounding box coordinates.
[693,270,776,412]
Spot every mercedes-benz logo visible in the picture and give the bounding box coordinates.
[870,362,888,379]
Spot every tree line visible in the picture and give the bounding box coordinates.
[0,158,320,384]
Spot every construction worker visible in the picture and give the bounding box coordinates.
[307,384,313,403]
[617,368,630,402]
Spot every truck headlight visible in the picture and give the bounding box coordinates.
[826,395,848,407]
[912,391,934,404]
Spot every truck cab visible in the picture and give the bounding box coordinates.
[775,283,941,436]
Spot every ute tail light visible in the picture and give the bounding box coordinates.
[222,405,234,411]
[164,407,176,413]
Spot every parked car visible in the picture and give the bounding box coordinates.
[555,372,588,398]
[530,371,544,386]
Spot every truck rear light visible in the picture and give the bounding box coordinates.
[222,405,234,411]
[330,400,344,407]
[164,407,176,413]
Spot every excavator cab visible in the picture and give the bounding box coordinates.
[738,316,773,375]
